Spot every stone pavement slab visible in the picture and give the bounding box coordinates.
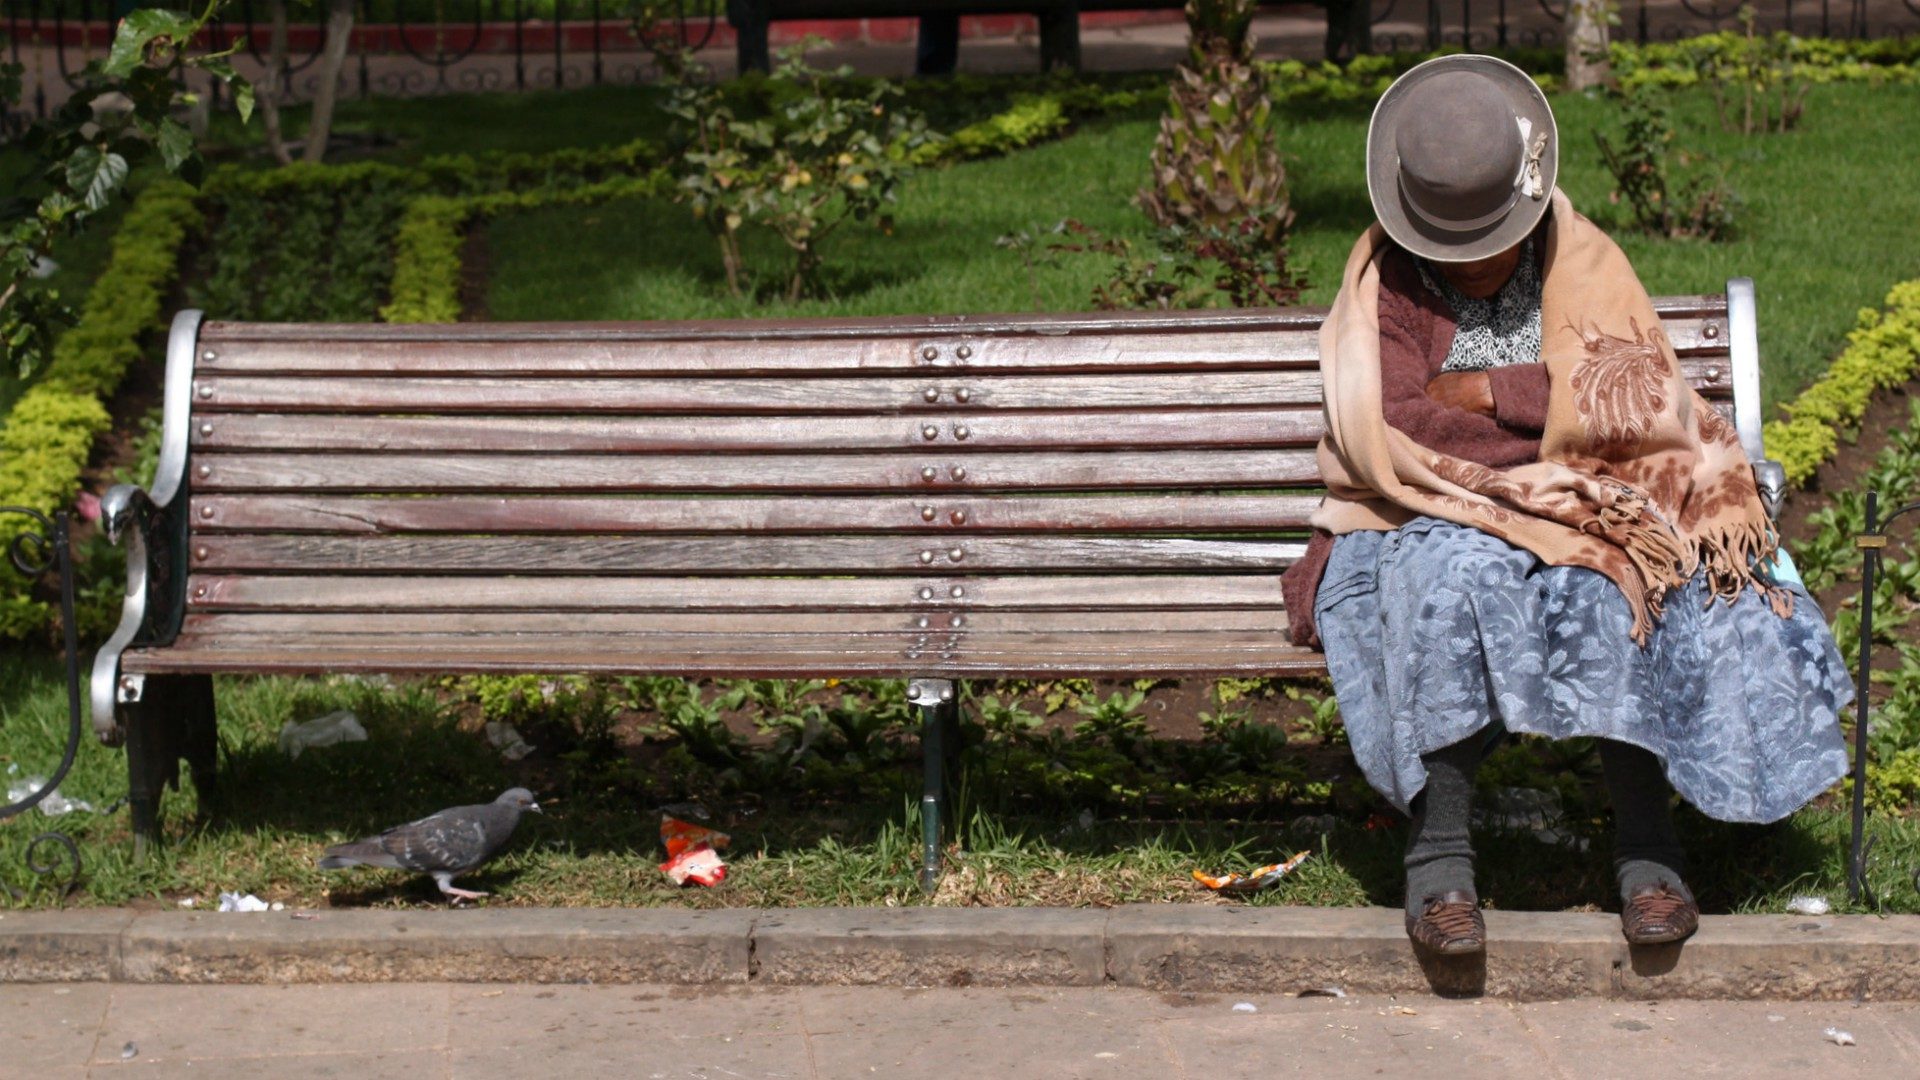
[5,982,1917,1080]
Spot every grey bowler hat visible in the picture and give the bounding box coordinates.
[1366,54,1558,264]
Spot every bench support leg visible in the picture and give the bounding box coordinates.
[726,0,772,75]
[908,678,957,893]
[123,673,218,858]
[1037,6,1081,73]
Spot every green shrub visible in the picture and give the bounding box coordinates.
[1766,279,1920,487]
[382,172,672,324]
[0,180,199,642]
[1593,88,1740,240]
[909,96,1068,166]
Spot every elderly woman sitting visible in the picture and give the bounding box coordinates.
[1281,56,1851,955]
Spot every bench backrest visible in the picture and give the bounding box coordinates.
[148,288,1755,678]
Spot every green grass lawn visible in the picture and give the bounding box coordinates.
[486,82,1920,409]
[4,652,1916,914]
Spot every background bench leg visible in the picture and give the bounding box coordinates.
[726,0,772,74]
[123,674,218,858]
[1037,6,1081,73]
[908,678,957,893]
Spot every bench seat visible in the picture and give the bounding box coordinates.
[91,292,1770,873]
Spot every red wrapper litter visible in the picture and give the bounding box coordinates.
[1192,850,1311,893]
[659,815,730,887]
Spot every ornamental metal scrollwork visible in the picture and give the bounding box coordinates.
[0,506,87,902]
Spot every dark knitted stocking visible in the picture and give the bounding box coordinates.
[1599,740,1693,903]
[1404,735,1482,919]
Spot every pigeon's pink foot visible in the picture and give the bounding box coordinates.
[443,886,489,903]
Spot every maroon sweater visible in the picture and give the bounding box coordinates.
[1280,241,1551,647]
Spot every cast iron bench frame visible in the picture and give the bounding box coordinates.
[90,283,1777,887]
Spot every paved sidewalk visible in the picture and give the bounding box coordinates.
[6,981,1917,1079]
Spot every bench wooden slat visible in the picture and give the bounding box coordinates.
[192,408,1327,453]
[194,399,1739,459]
[185,573,1289,612]
[191,449,1324,492]
[192,494,1324,534]
[122,647,1330,678]
[193,372,1324,413]
[195,303,1729,375]
[192,359,1738,417]
[177,608,1292,635]
[192,535,1308,574]
[163,630,1294,651]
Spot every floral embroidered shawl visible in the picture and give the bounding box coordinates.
[1311,190,1787,643]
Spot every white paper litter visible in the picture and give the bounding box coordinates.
[1786,896,1832,916]
[1232,1002,1257,1013]
[177,898,197,908]
[278,710,367,759]
[4,775,95,816]
[1824,1027,1856,1047]
[217,892,270,913]
[485,721,537,761]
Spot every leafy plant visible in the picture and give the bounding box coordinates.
[2,3,250,379]
[1698,7,1812,135]
[1593,88,1740,241]
[1073,689,1150,756]
[664,45,929,301]
[1284,682,1346,746]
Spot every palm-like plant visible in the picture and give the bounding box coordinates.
[1140,0,1293,243]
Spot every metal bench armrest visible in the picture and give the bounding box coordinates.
[1725,277,1785,519]
[90,310,202,744]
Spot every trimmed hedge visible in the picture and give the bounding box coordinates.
[1766,279,1920,488]
[382,172,674,324]
[0,180,202,640]
[1255,35,1920,104]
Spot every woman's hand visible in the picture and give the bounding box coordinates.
[1426,371,1495,417]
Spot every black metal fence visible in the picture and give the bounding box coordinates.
[3,0,719,120]
[6,0,1919,124]
[0,507,86,903]
[1371,0,1920,52]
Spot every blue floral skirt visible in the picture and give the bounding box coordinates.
[1314,517,1851,823]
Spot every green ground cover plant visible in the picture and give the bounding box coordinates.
[5,654,1915,912]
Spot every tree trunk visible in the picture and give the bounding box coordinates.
[256,0,294,166]
[302,0,356,163]
[1565,0,1611,93]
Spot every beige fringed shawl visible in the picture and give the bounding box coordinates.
[1313,190,1787,642]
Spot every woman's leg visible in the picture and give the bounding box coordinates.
[1598,740,1693,901]
[1404,733,1483,918]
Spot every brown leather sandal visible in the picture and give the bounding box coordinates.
[1620,884,1699,945]
[1406,890,1486,955]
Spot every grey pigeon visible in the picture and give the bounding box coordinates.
[317,788,540,902]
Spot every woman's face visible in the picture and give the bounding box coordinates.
[1437,242,1523,300]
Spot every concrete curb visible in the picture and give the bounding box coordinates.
[4,906,1917,1000]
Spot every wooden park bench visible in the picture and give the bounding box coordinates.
[91,284,1776,886]
[725,1,1377,75]
[727,0,1168,75]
